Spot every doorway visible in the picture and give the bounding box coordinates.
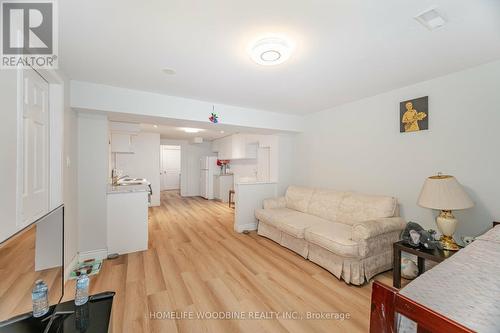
[160,145,181,191]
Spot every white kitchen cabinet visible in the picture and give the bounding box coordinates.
[214,174,234,202]
[111,133,135,153]
[214,134,258,160]
[212,138,220,153]
[107,189,148,255]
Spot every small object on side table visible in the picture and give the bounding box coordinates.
[393,240,457,288]
[401,222,442,250]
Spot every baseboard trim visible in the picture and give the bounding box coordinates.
[235,223,257,233]
[78,248,108,261]
[64,253,79,282]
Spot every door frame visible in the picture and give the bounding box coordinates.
[160,145,181,191]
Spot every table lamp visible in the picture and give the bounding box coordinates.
[417,174,474,250]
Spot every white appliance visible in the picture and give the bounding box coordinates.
[200,156,218,199]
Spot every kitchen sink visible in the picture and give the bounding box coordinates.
[116,177,149,186]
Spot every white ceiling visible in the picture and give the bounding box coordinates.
[60,0,500,115]
[141,123,230,141]
[107,112,278,140]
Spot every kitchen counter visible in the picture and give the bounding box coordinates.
[107,186,149,255]
[107,184,150,194]
[233,182,277,233]
[213,174,234,203]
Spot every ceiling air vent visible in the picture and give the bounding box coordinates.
[414,8,446,31]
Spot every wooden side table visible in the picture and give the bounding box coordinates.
[393,241,457,288]
[493,221,499,227]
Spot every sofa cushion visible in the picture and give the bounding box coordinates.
[255,208,296,228]
[305,223,360,258]
[336,192,397,225]
[285,186,315,213]
[277,213,329,239]
[307,189,346,222]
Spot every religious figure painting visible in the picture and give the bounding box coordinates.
[400,96,428,133]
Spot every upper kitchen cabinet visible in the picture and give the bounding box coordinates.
[109,121,140,153]
[111,133,135,153]
[213,134,257,160]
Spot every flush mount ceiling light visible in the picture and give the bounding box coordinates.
[415,8,446,30]
[249,36,294,66]
[182,128,203,133]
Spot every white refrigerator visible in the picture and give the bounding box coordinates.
[200,156,218,199]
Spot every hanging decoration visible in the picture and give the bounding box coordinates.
[209,105,219,123]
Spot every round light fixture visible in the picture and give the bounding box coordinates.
[182,128,202,133]
[249,36,294,66]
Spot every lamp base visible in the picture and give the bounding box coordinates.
[436,210,460,251]
[439,235,460,251]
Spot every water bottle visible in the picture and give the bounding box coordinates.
[32,279,49,318]
[75,273,89,306]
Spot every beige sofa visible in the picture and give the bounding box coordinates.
[255,186,406,285]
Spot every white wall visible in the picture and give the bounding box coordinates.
[294,60,500,239]
[113,132,161,206]
[160,139,215,197]
[277,134,296,196]
[0,70,19,242]
[58,70,79,271]
[77,112,108,254]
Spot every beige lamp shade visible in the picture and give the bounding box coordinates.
[418,175,474,210]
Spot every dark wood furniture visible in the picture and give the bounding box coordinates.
[393,240,456,288]
[370,281,473,333]
[494,221,499,227]
[229,190,235,208]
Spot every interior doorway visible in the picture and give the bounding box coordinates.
[160,145,181,191]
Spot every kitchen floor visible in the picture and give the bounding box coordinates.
[64,191,394,333]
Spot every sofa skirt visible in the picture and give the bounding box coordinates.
[258,222,309,258]
[280,233,309,258]
[257,221,394,285]
[257,221,282,244]
[308,243,393,285]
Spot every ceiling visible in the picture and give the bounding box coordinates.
[60,0,500,115]
[107,112,278,140]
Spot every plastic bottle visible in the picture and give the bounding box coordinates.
[74,273,89,306]
[32,279,49,317]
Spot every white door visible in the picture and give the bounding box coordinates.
[160,145,181,191]
[22,69,49,225]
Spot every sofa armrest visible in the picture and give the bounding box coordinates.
[352,217,406,241]
[263,196,286,209]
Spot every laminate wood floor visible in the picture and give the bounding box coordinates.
[0,225,62,322]
[63,191,394,333]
